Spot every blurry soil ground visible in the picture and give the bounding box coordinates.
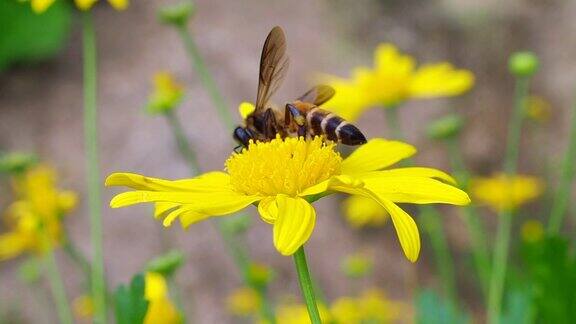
[1,0,576,322]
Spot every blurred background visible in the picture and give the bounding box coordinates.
[1,0,575,322]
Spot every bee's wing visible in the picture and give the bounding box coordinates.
[255,26,289,112]
[297,85,335,106]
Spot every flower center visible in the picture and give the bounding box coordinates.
[225,136,342,196]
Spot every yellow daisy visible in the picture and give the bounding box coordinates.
[321,43,474,121]
[144,272,181,324]
[0,165,77,260]
[330,289,408,324]
[106,136,469,262]
[470,173,543,213]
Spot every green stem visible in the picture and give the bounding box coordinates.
[548,100,576,233]
[293,246,321,324]
[165,110,200,175]
[176,25,235,132]
[62,238,92,285]
[487,76,530,324]
[44,249,73,324]
[384,107,458,307]
[446,137,491,296]
[82,13,106,324]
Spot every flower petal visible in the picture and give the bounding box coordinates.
[105,171,231,192]
[362,176,470,205]
[258,196,279,224]
[272,195,316,256]
[409,63,474,98]
[358,167,457,185]
[341,139,416,174]
[299,180,330,197]
[154,202,179,219]
[110,190,260,216]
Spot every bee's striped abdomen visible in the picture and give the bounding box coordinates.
[307,108,367,145]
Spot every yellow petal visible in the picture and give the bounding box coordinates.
[108,0,128,10]
[361,176,470,205]
[31,0,57,13]
[179,210,213,229]
[374,43,415,76]
[272,195,316,256]
[105,172,231,192]
[341,139,416,174]
[299,179,330,197]
[409,63,474,98]
[154,202,179,219]
[238,102,256,119]
[74,0,97,10]
[258,196,278,224]
[0,233,29,261]
[110,190,260,216]
[358,167,457,185]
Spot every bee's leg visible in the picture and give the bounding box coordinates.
[263,108,280,139]
[233,126,253,148]
[285,103,307,138]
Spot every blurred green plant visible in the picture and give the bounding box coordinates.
[415,289,470,324]
[0,0,71,72]
[113,273,149,324]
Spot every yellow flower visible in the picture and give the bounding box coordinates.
[341,252,373,278]
[73,294,94,319]
[521,219,544,243]
[470,173,543,212]
[226,286,261,317]
[144,272,181,324]
[30,0,128,13]
[146,72,185,114]
[525,95,551,123]
[0,165,77,260]
[331,289,407,324]
[275,302,332,324]
[107,136,469,262]
[342,195,389,228]
[320,43,474,121]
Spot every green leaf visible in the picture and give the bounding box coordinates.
[114,273,149,324]
[415,289,470,324]
[0,0,72,72]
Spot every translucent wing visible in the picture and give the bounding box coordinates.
[297,85,335,106]
[255,26,289,112]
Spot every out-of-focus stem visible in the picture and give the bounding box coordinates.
[487,76,530,324]
[43,237,73,324]
[293,246,321,324]
[81,12,106,324]
[548,100,576,233]
[165,110,200,175]
[445,137,491,297]
[176,25,235,132]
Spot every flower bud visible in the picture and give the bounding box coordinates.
[158,1,195,27]
[508,51,539,77]
[426,114,464,140]
[146,250,185,278]
[247,263,274,288]
[341,252,373,279]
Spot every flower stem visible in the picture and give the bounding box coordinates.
[176,25,235,132]
[384,106,458,307]
[445,137,491,297]
[548,99,576,233]
[293,246,321,324]
[44,249,73,324]
[82,13,106,324]
[487,76,530,324]
[165,110,200,175]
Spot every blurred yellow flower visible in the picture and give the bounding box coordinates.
[107,136,469,262]
[30,0,128,13]
[276,302,332,324]
[0,165,76,260]
[247,262,274,287]
[320,43,474,121]
[525,95,551,123]
[342,195,389,228]
[470,174,543,212]
[146,72,185,115]
[521,219,544,243]
[144,272,181,324]
[226,286,261,317]
[330,289,407,324]
[73,294,94,319]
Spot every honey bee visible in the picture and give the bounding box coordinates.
[233,26,367,148]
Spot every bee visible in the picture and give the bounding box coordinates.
[233,26,367,148]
